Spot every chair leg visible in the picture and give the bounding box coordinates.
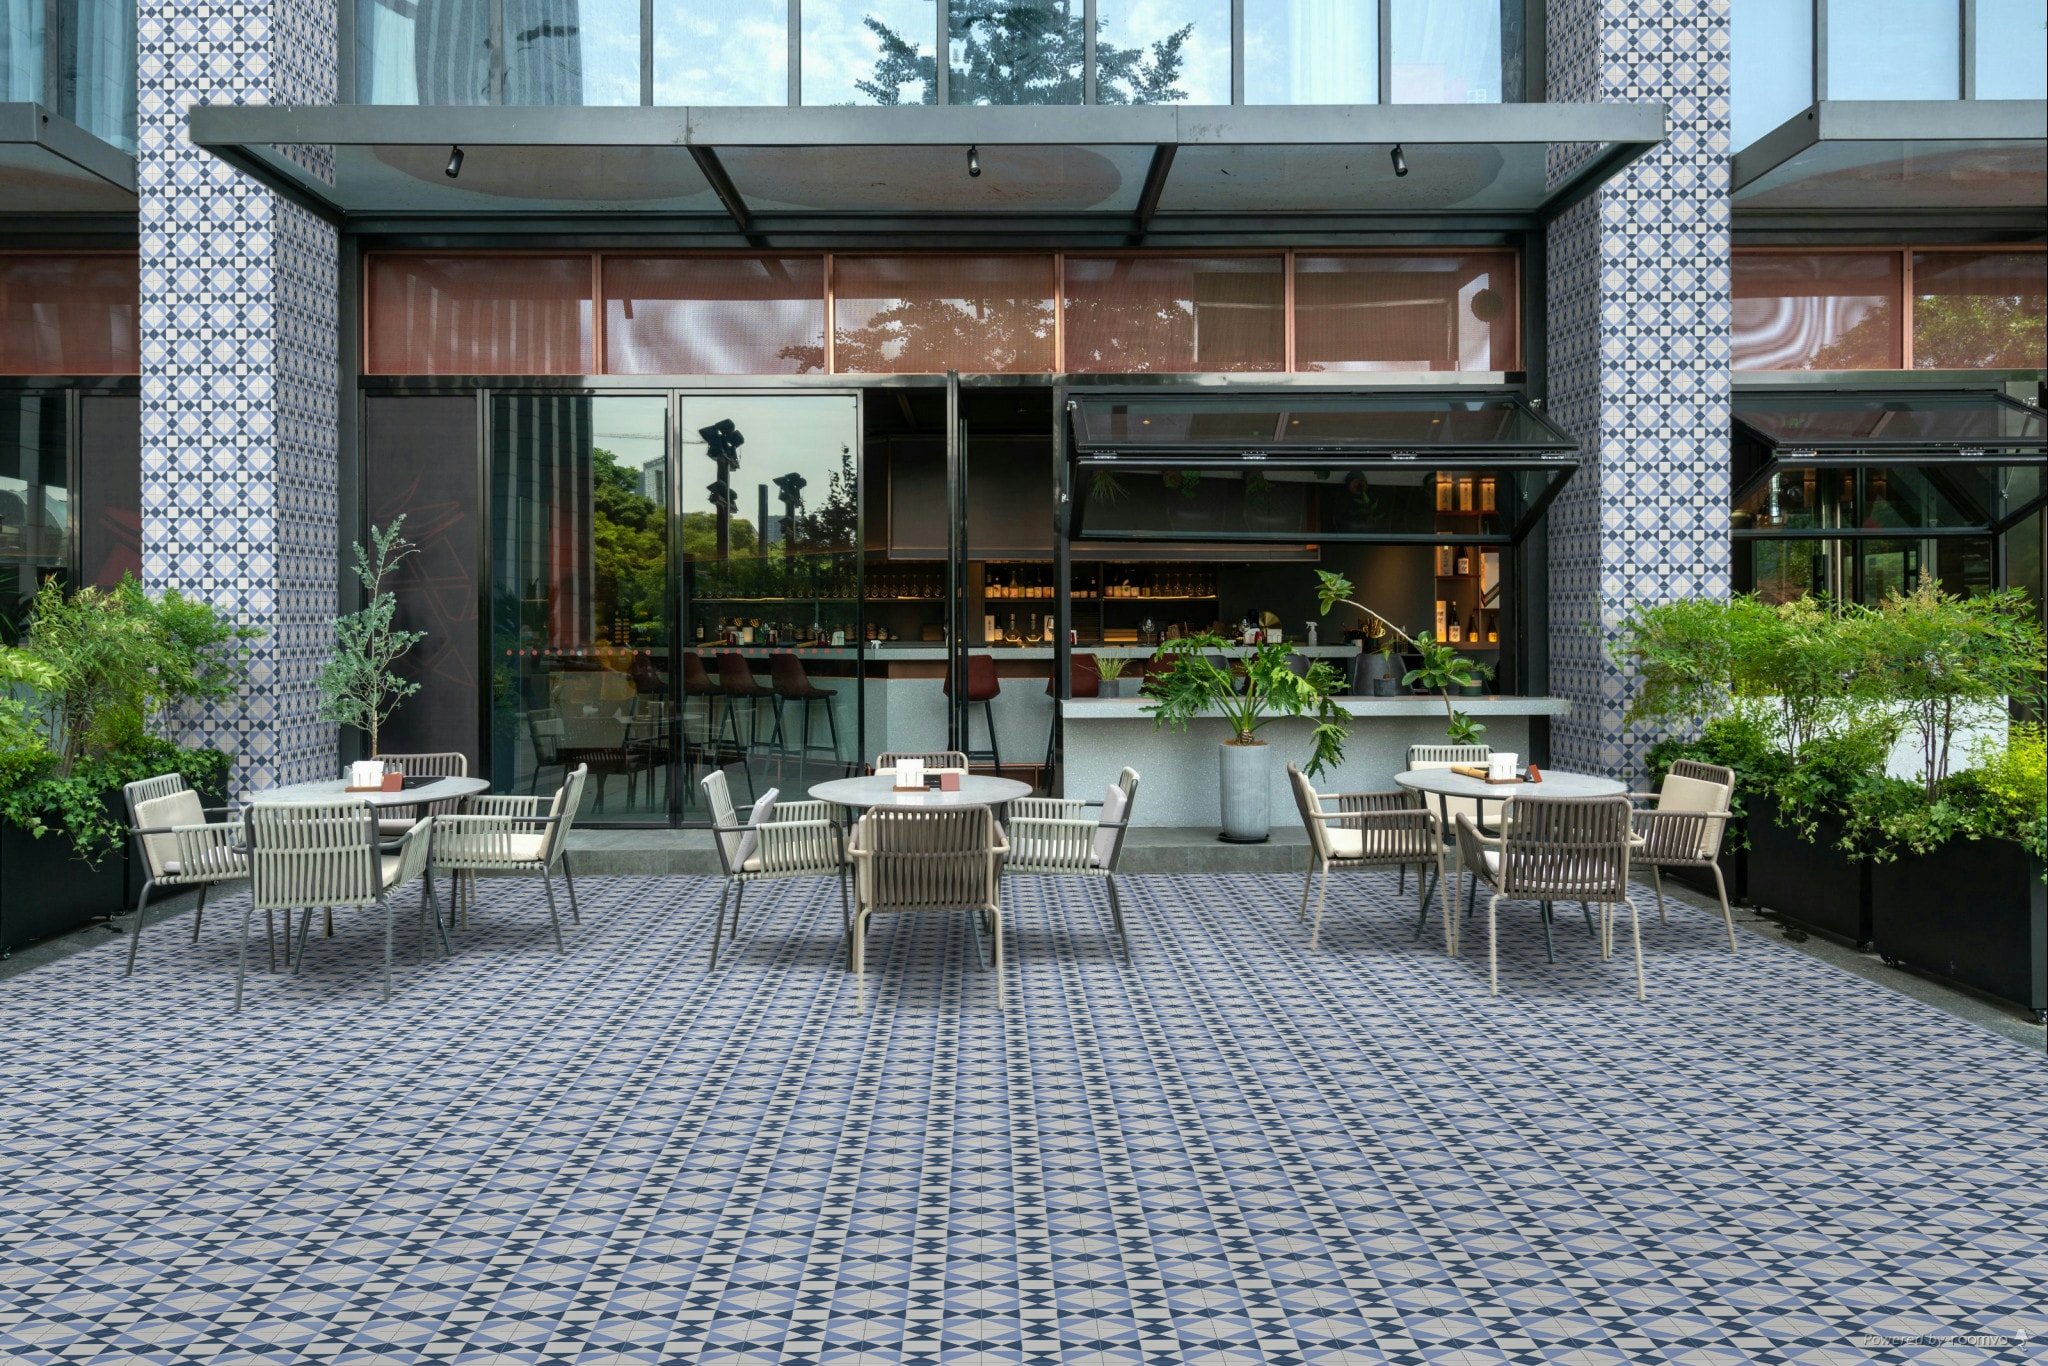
[1298,851,1315,923]
[324,906,334,939]
[191,882,207,942]
[1487,894,1503,994]
[1540,901,1556,964]
[1651,865,1667,924]
[1712,862,1736,952]
[1579,901,1595,937]
[124,877,155,977]
[266,907,276,974]
[1625,897,1645,1001]
[539,869,564,954]
[730,882,745,950]
[983,699,1002,778]
[824,696,842,773]
[293,908,315,973]
[1439,855,1458,957]
[428,877,452,957]
[1411,862,1437,941]
[561,853,581,924]
[233,904,251,1012]
[992,897,1005,1005]
[1309,863,1331,952]
[710,880,731,971]
[1105,874,1128,954]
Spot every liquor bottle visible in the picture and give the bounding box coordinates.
[1456,550,1470,577]
[1006,613,1020,644]
[1466,611,1478,642]
[1480,477,1497,512]
[1458,477,1475,512]
[1448,616,1462,644]
[1435,476,1453,512]
[1487,624,1498,644]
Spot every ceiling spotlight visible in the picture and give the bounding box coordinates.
[445,145,464,178]
[967,144,982,178]
[1390,143,1408,178]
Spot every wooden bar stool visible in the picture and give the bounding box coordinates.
[944,654,1004,778]
[768,651,842,775]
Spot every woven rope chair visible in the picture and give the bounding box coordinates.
[430,764,589,951]
[700,768,850,970]
[1401,743,1491,893]
[1286,763,1447,952]
[848,805,1010,1004]
[874,750,969,775]
[1003,766,1140,955]
[122,776,249,978]
[1628,759,1738,950]
[243,801,445,1009]
[374,752,469,839]
[1455,793,1644,1000]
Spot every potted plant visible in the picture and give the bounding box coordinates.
[1145,634,1349,843]
[1094,653,1134,698]
[0,576,253,954]
[1317,572,1491,746]
[317,519,425,759]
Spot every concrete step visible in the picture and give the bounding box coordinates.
[565,826,1315,877]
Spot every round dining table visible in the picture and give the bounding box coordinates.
[807,774,1033,811]
[243,776,491,808]
[1394,766,1625,834]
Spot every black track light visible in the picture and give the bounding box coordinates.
[445,145,464,178]
[967,144,981,178]
[1390,143,1408,178]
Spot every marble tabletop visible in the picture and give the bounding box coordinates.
[243,776,491,807]
[808,774,1033,809]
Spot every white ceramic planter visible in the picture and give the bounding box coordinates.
[1218,739,1271,842]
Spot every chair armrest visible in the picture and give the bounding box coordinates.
[1005,816,1100,871]
[771,799,839,823]
[1453,812,1499,886]
[387,818,435,887]
[464,794,546,817]
[1012,797,1090,820]
[1630,807,1727,861]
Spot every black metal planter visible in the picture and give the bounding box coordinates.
[1873,838,2047,1022]
[0,795,130,958]
[1746,795,1872,950]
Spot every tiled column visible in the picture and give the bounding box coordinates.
[136,1,339,791]
[1544,0,1732,778]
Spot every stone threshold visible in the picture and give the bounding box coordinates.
[565,826,1317,877]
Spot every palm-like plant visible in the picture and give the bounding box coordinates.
[1144,633,1350,776]
[1316,570,1490,746]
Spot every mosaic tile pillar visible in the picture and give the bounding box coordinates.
[137,1,339,791]
[1544,0,1732,779]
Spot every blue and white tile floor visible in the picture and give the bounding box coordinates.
[2,873,2043,1364]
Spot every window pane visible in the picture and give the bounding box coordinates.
[56,0,136,151]
[1976,0,2047,97]
[0,254,139,375]
[1912,251,2048,370]
[1095,0,1229,104]
[832,255,1055,373]
[1731,251,1901,370]
[0,393,68,640]
[1244,0,1378,104]
[1745,539,1832,603]
[1064,256,1285,373]
[655,3,788,105]
[77,394,140,590]
[366,255,594,375]
[1731,0,1812,150]
[1390,0,1510,104]
[804,0,938,104]
[505,0,642,105]
[1294,253,1519,372]
[948,0,1083,104]
[605,257,826,374]
[357,0,492,104]
[1,1,42,106]
[1827,0,1960,100]
[491,394,672,819]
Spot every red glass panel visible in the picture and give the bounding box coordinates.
[1294,252,1519,372]
[1913,250,2048,370]
[365,255,593,375]
[1063,255,1284,373]
[0,254,138,375]
[604,256,826,374]
[1732,250,1902,370]
[831,255,1055,374]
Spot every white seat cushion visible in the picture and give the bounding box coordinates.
[733,788,780,868]
[1481,848,1501,878]
[1327,828,1364,860]
[1093,783,1128,869]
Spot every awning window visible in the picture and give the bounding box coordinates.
[1068,389,1577,544]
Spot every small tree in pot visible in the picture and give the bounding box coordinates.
[1144,634,1349,842]
[317,519,425,758]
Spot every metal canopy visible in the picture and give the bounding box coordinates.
[184,102,1665,242]
[1070,390,1579,463]
[1732,100,2046,212]
[0,104,137,214]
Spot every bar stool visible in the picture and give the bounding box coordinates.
[768,652,842,774]
[1042,652,1099,784]
[682,652,722,746]
[944,654,1004,778]
[715,652,777,760]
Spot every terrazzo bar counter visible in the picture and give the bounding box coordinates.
[1061,695,1573,827]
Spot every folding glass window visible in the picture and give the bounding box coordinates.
[1243,0,1378,104]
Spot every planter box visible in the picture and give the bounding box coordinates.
[0,793,131,957]
[1873,837,2047,1020]
[1747,796,1872,949]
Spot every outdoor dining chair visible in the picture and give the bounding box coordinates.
[242,801,445,1009]
[1401,743,1491,894]
[1454,794,1645,1000]
[1003,766,1140,955]
[700,768,850,970]
[848,805,1010,1004]
[874,750,969,775]
[374,752,469,839]
[1629,759,1738,950]
[122,774,248,978]
[429,764,589,952]
[1286,763,1446,952]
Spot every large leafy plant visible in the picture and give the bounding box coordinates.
[1143,633,1350,777]
[1315,570,1490,746]
[317,518,425,757]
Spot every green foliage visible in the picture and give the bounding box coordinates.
[857,2,1191,106]
[1315,569,1485,746]
[1092,653,1129,680]
[1844,725,2048,870]
[1144,633,1350,778]
[0,738,233,866]
[316,519,425,756]
[590,447,668,640]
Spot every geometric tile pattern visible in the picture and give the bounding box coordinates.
[3,873,2042,1364]
[135,0,340,792]
[1545,0,1735,780]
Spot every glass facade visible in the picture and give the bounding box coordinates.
[1913,251,2048,371]
[1827,0,1959,102]
[350,0,1521,106]
[1730,0,1811,152]
[0,255,139,376]
[1976,0,2048,98]
[0,0,135,149]
[0,392,67,640]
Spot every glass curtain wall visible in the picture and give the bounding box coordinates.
[0,0,135,150]
[0,391,67,640]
